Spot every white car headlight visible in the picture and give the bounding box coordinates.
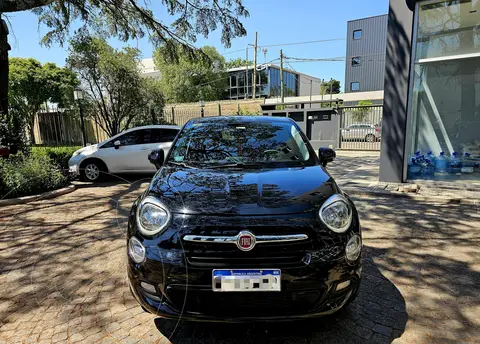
[136,196,171,236]
[319,194,352,233]
[345,235,362,261]
[128,237,146,263]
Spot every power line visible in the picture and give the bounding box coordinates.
[221,37,346,57]
[258,38,346,48]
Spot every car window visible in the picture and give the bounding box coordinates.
[168,120,316,167]
[101,129,147,148]
[150,129,179,143]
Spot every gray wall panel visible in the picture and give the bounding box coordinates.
[345,14,388,93]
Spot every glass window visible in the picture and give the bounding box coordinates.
[352,56,361,66]
[168,120,315,167]
[102,130,145,148]
[353,29,362,40]
[407,0,480,181]
[415,0,480,61]
[350,82,360,91]
[150,129,179,143]
[238,73,245,88]
[230,75,237,87]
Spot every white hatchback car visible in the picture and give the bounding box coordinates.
[68,125,180,182]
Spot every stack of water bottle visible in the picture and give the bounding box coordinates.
[407,150,479,180]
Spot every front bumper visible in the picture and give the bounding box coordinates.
[127,254,362,322]
[68,158,81,176]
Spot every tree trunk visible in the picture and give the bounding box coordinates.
[0,18,10,135]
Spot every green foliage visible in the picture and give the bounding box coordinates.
[0,153,69,199]
[225,58,252,69]
[31,146,81,170]
[154,45,228,103]
[8,57,78,142]
[2,0,248,61]
[351,100,374,123]
[68,33,163,136]
[320,79,341,95]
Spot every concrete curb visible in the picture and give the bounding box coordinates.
[0,185,76,206]
[344,187,480,205]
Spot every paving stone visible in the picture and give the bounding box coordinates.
[372,324,393,338]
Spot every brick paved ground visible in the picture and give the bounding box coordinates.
[0,174,479,343]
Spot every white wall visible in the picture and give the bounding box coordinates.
[298,74,322,97]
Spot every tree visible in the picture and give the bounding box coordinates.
[154,45,228,103]
[1,1,248,54]
[225,58,252,69]
[351,100,373,123]
[320,79,341,95]
[67,33,158,137]
[8,57,78,143]
[0,1,248,147]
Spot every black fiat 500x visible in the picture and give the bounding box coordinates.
[127,116,362,322]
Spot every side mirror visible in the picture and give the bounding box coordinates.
[114,140,121,150]
[318,147,336,167]
[148,149,165,170]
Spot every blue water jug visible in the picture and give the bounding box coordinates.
[461,153,474,173]
[407,157,421,179]
[435,152,448,173]
[423,158,435,179]
[448,152,462,174]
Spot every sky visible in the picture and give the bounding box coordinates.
[6,0,389,91]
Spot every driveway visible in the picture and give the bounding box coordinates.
[0,174,478,343]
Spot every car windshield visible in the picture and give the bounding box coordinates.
[167,119,315,168]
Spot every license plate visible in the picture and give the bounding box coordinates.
[212,269,281,292]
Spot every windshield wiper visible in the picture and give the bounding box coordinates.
[168,161,198,169]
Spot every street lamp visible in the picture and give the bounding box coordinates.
[73,89,87,147]
[199,100,205,118]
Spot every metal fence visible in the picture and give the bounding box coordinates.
[338,105,383,151]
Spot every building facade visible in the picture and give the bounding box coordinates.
[226,65,322,100]
[345,14,388,93]
[380,0,480,183]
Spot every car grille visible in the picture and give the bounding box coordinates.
[183,239,312,268]
[167,289,322,316]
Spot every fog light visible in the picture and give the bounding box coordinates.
[336,280,351,291]
[345,235,362,262]
[128,237,146,263]
[140,281,156,293]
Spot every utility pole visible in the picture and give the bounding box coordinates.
[245,47,248,98]
[280,49,284,104]
[309,80,313,108]
[253,32,258,99]
[321,79,324,101]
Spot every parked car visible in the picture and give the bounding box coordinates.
[127,116,362,322]
[68,125,180,181]
[341,123,381,142]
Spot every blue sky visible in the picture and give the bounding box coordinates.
[6,0,388,90]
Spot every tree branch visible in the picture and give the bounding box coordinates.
[0,0,56,12]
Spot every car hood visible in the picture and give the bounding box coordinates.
[74,144,98,157]
[148,165,340,215]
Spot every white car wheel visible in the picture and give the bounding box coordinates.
[84,163,101,181]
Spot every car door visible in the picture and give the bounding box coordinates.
[95,129,150,173]
[143,128,180,172]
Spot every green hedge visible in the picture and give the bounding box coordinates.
[31,146,81,170]
[0,153,69,199]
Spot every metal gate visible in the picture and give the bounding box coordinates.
[338,105,383,151]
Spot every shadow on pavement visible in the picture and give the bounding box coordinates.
[154,251,408,344]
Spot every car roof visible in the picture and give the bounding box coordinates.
[189,115,293,124]
[123,125,181,132]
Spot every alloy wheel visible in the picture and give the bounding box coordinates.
[85,163,100,181]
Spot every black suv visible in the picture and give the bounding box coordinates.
[127,116,362,322]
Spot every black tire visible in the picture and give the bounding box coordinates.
[80,159,107,182]
[365,134,376,143]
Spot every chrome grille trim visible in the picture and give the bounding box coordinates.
[183,233,308,244]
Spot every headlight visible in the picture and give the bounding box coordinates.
[128,237,146,263]
[345,235,362,261]
[319,194,352,233]
[136,196,171,236]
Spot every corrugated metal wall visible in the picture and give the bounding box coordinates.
[345,14,388,93]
